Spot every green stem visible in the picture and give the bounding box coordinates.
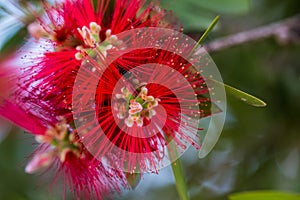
[171,156,189,200]
[167,135,189,200]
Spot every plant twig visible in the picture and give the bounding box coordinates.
[204,14,300,52]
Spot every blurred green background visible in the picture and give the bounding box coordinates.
[0,0,300,199]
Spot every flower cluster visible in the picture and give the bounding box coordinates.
[0,0,214,199]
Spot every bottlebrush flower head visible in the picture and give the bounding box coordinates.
[70,28,215,173]
[22,0,178,121]
[17,0,217,173]
[0,56,128,199]
[0,97,128,199]
[9,0,220,193]
[11,0,179,197]
[25,118,128,199]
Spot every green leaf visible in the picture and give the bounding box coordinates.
[0,27,27,59]
[125,172,141,189]
[160,0,251,31]
[206,79,266,107]
[229,191,300,200]
[194,15,219,50]
[190,0,251,15]
[224,84,267,107]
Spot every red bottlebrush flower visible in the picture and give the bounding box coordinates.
[70,29,213,173]
[0,57,128,199]
[25,118,128,199]
[0,99,128,199]
[19,0,182,172]
[0,0,224,198]
[17,0,216,173]
[9,0,218,195]
[23,0,177,121]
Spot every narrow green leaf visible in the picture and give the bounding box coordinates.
[224,84,267,107]
[207,79,266,107]
[195,15,220,48]
[229,191,300,200]
[190,15,219,57]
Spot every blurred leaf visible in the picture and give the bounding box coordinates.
[229,191,300,200]
[126,173,141,189]
[224,84,267,107]
[190,0,251,14]
[161,0,251,31]
[0,27,27,59]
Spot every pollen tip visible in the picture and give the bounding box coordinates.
[106,29,112,37]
